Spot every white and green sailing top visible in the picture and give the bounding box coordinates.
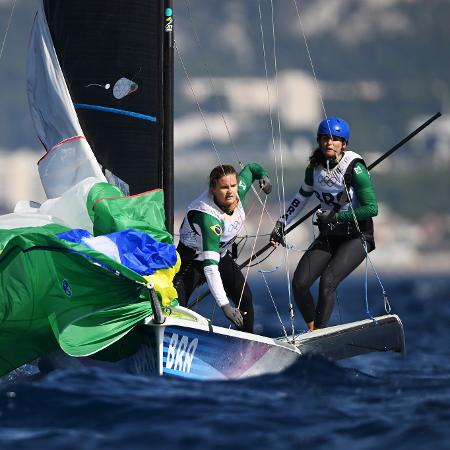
[280,150,378,227]
[178,163,268,307]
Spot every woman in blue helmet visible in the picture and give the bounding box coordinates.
[270,116,378,330]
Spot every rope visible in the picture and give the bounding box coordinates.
[176,39,248,253]
[0,0,17,63]
[236,194,267,311]
[363,240,375,321]
[292,0,329,122]
[184,0,241,167]
[295,0,389,319]
[176,37,255,247]
[245,246,276,268]
[336,166,391,318]
[288,1,393,328]
[257,0,280,212]
[179,1,393,330]
[363,239,392,314]
[182,0,275,226]
[174,40,225,171]
[268,0,286,222]
[259,268,289,340]
[261,0,296,336]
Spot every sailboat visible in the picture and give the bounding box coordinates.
[0,1,406,381]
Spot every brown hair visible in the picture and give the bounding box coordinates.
[209,165,237,189]
[309,147,326,168]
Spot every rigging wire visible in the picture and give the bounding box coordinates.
[184,0,241,168]
[256,0,299,335]
[335,166,390,317]
[245,246,276,268]
[179,1,391,326]
[176,37,255,244]
[183,0,276,230]
[174,40,225,171]
[259,268,289,340]
[363,241,375,320]
[0,0,17,63]
[175,4,287,322]
[293,0,390,319]
[267,0,296,336]
[256,1,290,329]
[256,0,281,214]
[270,2,286,222]
[364,240,392,315]
[257,0,369,334]
[236,194,267,311]
[292,0,328,122]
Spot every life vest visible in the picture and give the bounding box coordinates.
[313,151,374,239]
[179,190,245,259]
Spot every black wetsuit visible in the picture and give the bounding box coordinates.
[280,151,378,328]
[292,236,373,328]
[174,246,254,332]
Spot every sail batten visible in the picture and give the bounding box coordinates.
[74,104,158,123]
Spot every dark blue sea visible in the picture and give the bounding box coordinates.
[1,274,449,450]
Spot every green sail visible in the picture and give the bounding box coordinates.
[89,185,173,243]
[0,225,152,376]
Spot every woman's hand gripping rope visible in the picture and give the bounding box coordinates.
[270,221,287,247]
[316,209,337,234]
[259,176,272,194]
[221,304,245,329]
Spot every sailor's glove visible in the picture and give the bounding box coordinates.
[316,209,337,233]
[270,221,286,247]
[259,176,272,195]
[221,303,244,329]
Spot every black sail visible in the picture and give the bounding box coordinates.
[42,0,174,231]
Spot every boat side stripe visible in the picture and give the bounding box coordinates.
[74,104,158,122]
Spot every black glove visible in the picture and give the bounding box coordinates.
[259,176,272,194]
[221,303,244,329]
[270,221,286,247]
[316,209,337,233]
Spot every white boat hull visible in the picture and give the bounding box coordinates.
[39,308,405,380]
[279,314,405,360]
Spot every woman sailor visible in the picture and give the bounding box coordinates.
[270,116,378,330]
[174,163,272,332]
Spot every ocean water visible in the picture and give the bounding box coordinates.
[1,274,449,450]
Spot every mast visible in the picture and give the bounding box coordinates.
[163,0,174,235]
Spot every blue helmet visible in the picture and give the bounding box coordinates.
[317,116,350,143]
